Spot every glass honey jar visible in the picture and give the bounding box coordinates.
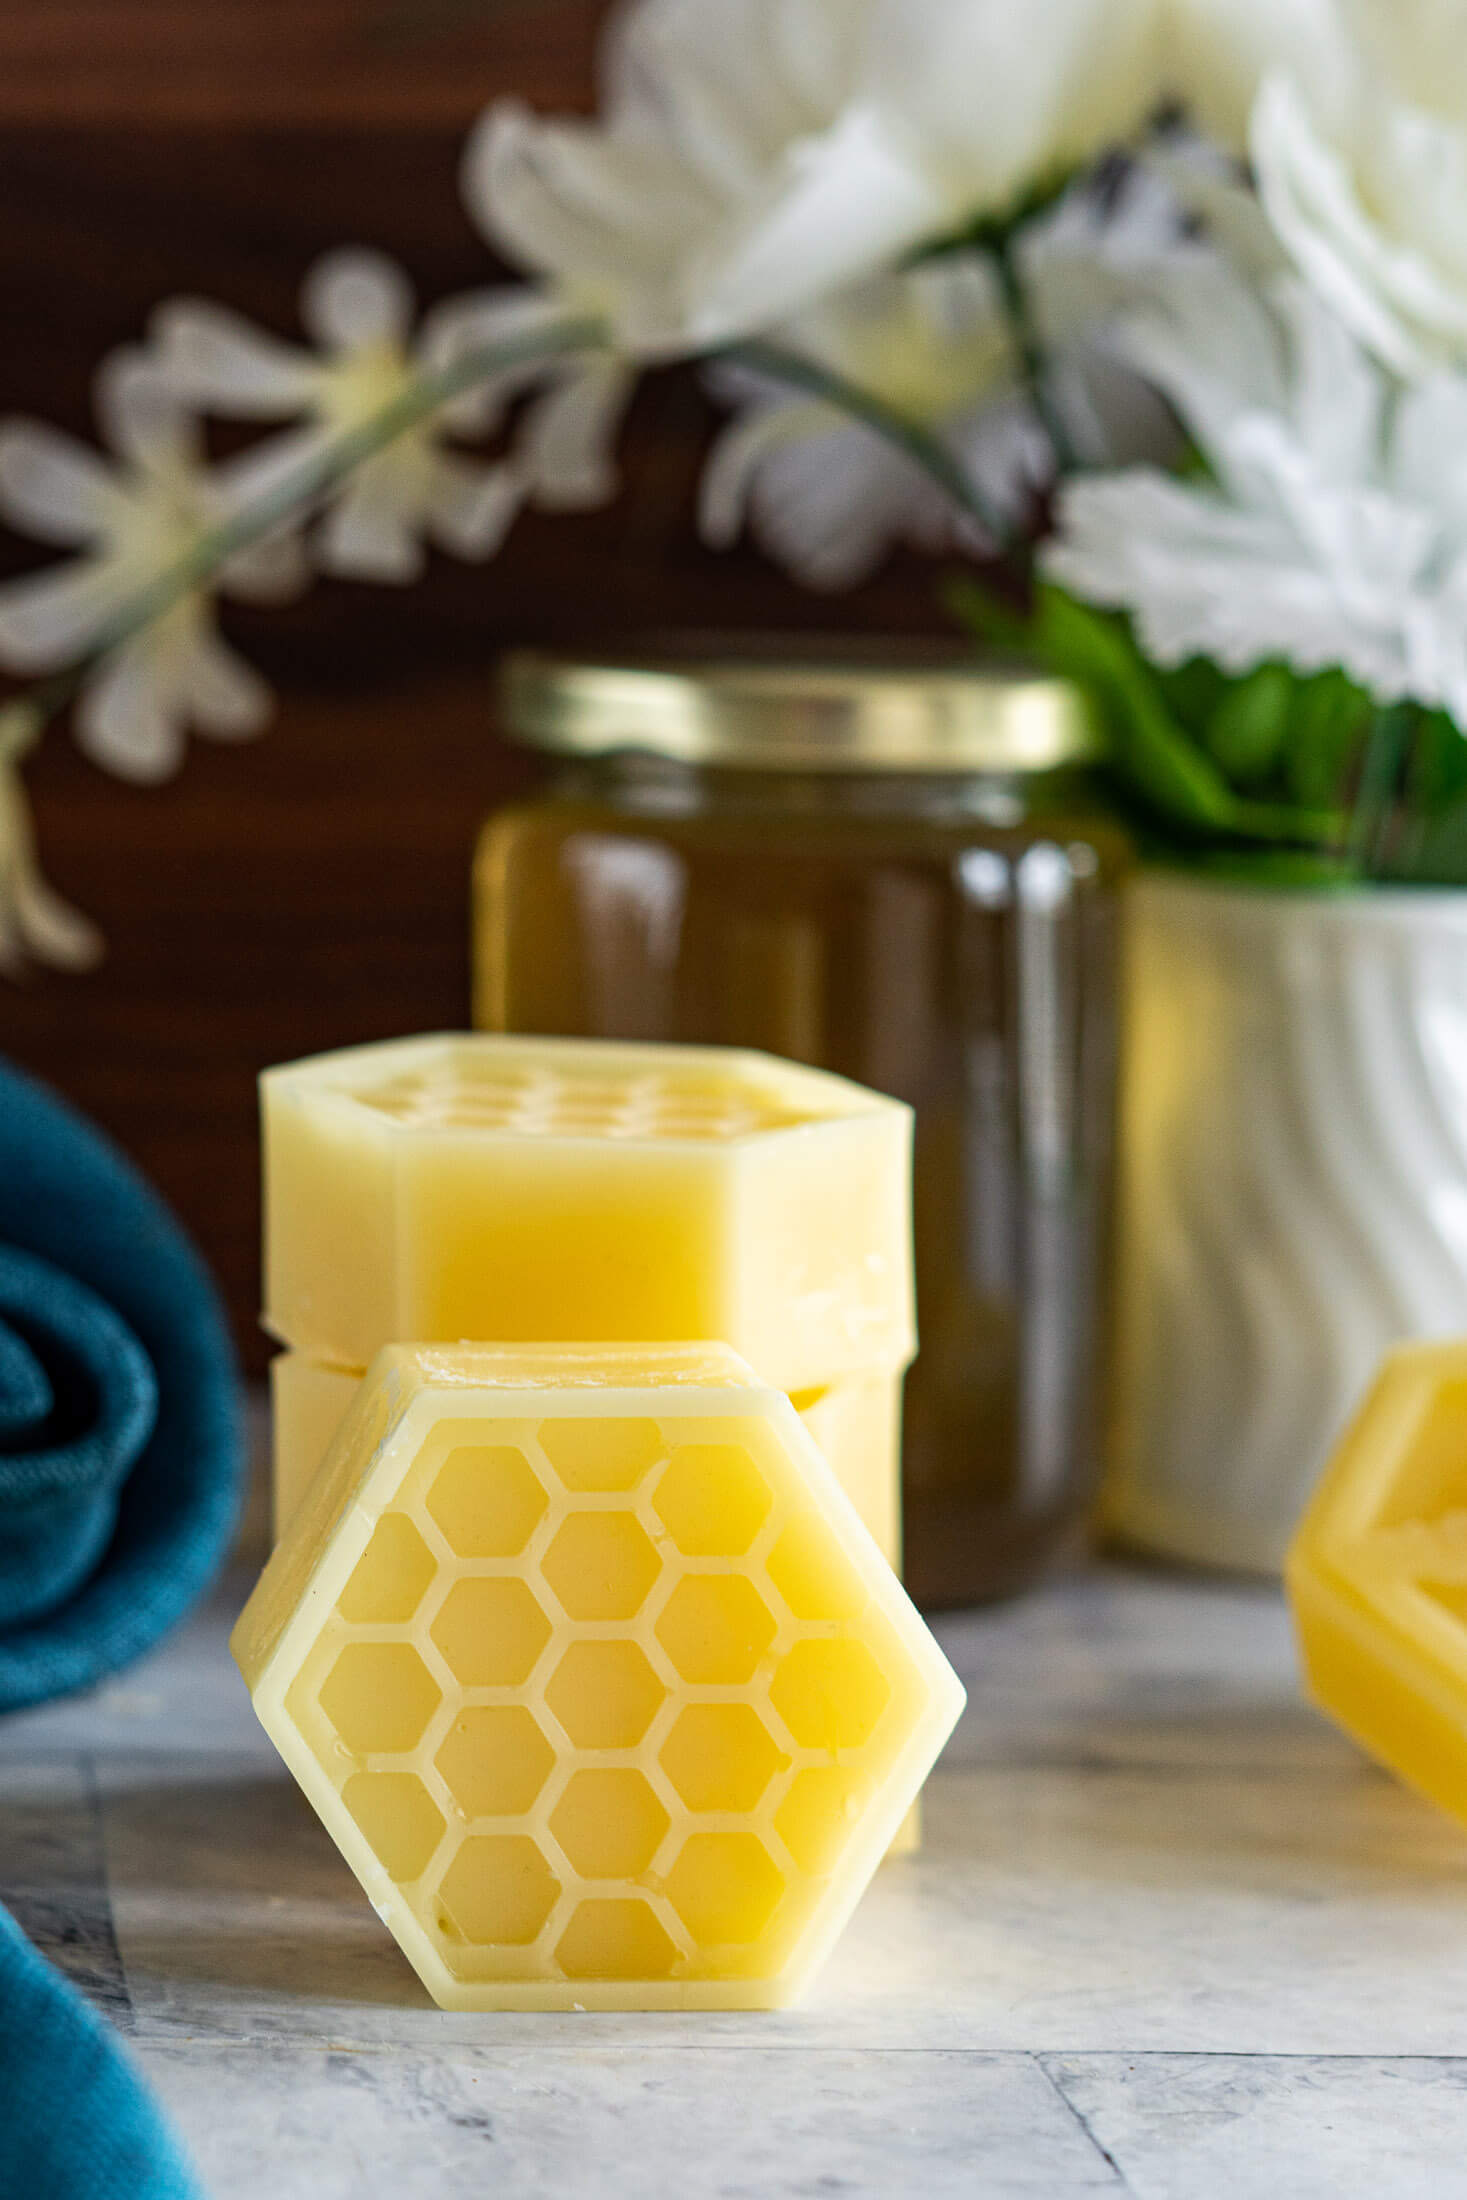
[474,645,1129,1606]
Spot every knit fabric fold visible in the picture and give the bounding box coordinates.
[0,1054,241,2199]
[0,1057,243,1709]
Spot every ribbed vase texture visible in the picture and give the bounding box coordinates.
[1110,876,1467,1573]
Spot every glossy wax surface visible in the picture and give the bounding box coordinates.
[232,1343,963,2011]
[1288,1339,1467,1822]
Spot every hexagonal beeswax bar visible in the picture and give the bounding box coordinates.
[261,1034,914,1392]
[232,1342,963,2010]
[1288,1340,1467,1822]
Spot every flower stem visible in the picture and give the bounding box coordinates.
[715,335,1016,552]
[12,312,610,731]
[991,234,1077,480]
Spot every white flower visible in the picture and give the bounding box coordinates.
[464,0,1167,356]
[1041,266,1467,724]
[699,256,1020,589]
[0,704,103,974]
[698,167,1202,589]
[1162,0,1351,154]
[152,249,532,582]
[1250,0,1467,377]
[0,353,304,782]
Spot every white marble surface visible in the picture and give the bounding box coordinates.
[7,1550,1467,2196]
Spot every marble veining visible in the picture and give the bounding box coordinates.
[7,1556,1467,2194]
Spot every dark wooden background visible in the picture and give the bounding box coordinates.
[0,0,942,1369]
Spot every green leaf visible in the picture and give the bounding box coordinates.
[942,577,1349,856]
[1030,586,1341,845]
[1202,663,1294,784]
[1156,656,1229,736]
[1284,670,1372,809]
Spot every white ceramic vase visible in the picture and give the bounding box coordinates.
[1108,873,1467,1574]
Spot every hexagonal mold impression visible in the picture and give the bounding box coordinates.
[426,1443,548,1557]
[655,1574,779,1685]
[541,1509,662,1622]
[654,1444,771,1557]
[545,1641,666,1749]
[436,1707,555,1818]
[660,1704,790,1814]
[1290,1341,1467,1834]
[232,1343,965,2010]
[550,1770,670,1878]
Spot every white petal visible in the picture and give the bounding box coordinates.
[1344,0,1467,125]
[1043,346,1180,469]
[607,0,859,202]
[418,285,579,435]
[0,559,120,671]
[302,248,414,356]
[175,622,274,741]
[149,299,319,415]
[1113,256,1288,465]
[1144,137,1292,285]
[862,0,1163,207]
[0,422,123,547]
[682,102,948,345]
[74,636,189,782]
[10,864,105,973]
[219,529,311,605]
[462,102,717,348]
[697,395,833,546]
[1253,74,1467,376]
[711,407,953,591]
[314,475,426,583]
[1043,469,1416,699]
[1391,375,1467,535]
[519,359,636,510]
[1271,278,1384,481]
[0,764,103,975]
[95,348,199,473]
[1165,0,1354,150]
[425,454,525,560]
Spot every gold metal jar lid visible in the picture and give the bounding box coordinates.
[499,643,1099,774]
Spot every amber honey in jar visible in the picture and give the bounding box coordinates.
[474,646,1129,1606]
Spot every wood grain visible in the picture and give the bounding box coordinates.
[0,0,610,126]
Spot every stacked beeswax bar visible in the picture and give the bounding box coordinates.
[260,1034,916,1576]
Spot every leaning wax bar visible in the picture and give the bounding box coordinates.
[269,1352,906,1566]
[261,1035,915,1392]
[1288,1340,1467,1823]
[232,1342,963,2011]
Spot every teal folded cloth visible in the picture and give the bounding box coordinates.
[0,1905,201,2198]
[0,1056,244,1708]
[0,1054,241,2200]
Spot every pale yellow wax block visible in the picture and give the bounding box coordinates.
[233,1342,963,2012]
[261,1034,915,1393]
[1288,1341,1467,1828]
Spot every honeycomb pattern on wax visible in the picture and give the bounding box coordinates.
[232,1344,963,2011]
[355,1054,817,1141]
